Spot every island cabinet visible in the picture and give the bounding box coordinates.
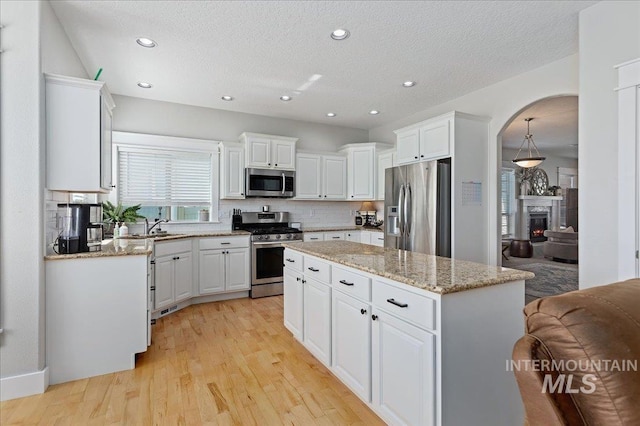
[153,239,194,311]
[283,244,530,426]
[240,132,298,170]
[198,236,250,294]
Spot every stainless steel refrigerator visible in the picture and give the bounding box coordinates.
[384,159,451,256]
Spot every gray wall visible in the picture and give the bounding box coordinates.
[112,95,368,151]
[579,1,640,288]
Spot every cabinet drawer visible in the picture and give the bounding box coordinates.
[284,249,304,273]
[304,233,324,242]
[154,239,192,257]
[304,256,331,283]
[370,233,385,247]
[332,266,371,301]
[199,236,249,250]
[372,280,435,331]
[324,231,346,241]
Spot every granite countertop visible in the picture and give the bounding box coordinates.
[303,226,384,233]
[44,230,250,260]
[282,241,534,295]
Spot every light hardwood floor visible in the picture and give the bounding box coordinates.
[1,296,384,425]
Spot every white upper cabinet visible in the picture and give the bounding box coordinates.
[219,142,245,199]
[295,153,347,200]
[395,116,452,165]
[340,143,393,201]
[45,74,115,193]
[376,150,395,200]
[240,132,297,170]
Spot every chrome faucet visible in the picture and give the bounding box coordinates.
[145,218,169,235]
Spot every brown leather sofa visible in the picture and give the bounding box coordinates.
[512,279,640,425]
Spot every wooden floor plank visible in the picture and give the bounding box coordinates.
[0,296,383,425]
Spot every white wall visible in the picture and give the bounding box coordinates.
[112,95,369,151]
[0,0,89,400]
[370,54,579,265]
[579,1,640,288]
[502,149,578,188]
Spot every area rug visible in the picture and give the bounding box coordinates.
[510,262,579,304]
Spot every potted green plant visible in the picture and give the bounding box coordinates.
[103,201,145,235]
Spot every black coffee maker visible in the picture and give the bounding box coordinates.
[57,203,103,253]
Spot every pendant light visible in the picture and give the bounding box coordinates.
[512,117,545,168]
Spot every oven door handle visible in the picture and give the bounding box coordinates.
[252,241,285,247]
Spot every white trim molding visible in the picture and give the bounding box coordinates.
[0,367,49,401]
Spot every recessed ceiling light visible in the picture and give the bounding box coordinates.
[136,38,157,48]
[280,95,292,101]
[327,112,336,117]
[137,81,153,89]
[221,95,234,101]
[403,81,416,87]
[331,29,350,40]
[369,110,380,115]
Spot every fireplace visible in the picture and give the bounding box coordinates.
[529,213,548,242]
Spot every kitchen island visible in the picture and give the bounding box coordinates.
[282,241,533,426]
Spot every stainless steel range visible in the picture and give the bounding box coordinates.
[234,212,303,298]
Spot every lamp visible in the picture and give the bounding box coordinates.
[512,117,545,168]
[358,201,377,227]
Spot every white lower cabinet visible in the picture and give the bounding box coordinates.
[303,232,324,242]
[332,289,371,402]
[361,230,384,247]
[154,240,194,311]
[302,276,332,366]
[346,231,361,242]
[198,238,250,294]
[371,309,435,426]
[284,268,304,340]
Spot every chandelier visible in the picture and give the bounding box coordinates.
[512,117,545,168]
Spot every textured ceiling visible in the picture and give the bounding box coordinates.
[51,1,595,130]
[502,96,578,159]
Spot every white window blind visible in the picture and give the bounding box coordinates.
[501,168,516,237]
[118,147,212,206]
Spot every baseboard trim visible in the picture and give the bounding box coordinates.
[0,367,49,401]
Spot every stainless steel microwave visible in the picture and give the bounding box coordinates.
[245,168,295,198]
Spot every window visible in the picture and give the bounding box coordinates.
[112,132,219,222]
[501,168,516,237]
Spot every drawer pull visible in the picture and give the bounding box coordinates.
[307,267,320,272]
[387,298,408,308]
[332,236,341,239]
[285,258,295,263]
[310,238,319,240]
[339,279,354,286]
[296,277,301,282]
[220,242,231,245]
[371,314,378,321]
[360,308,367,315]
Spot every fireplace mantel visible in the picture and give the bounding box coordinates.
[517,195,563,201]
[516,196,563,240]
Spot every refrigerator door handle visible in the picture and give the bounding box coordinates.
[398,184,406,236]
[405,183,412,236]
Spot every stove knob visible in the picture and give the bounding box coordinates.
[286,234,293,239]
[264,235,270,240]
[257,235,264,240]
[276,234,281,240]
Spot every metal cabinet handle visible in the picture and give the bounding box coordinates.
[285,258,295,263]
[296,277,301,282]
[339,279,354,286]
[220,242,231,245]
[371,314,378,321]
[332,236,341,239]
[310,238,319,240]
[307,267,319,272]
[302,279,307,284]
[387,298,408,308]
[150,286,156,291]
[361,308,367,315]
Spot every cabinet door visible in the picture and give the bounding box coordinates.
[173,252,193,303]
[100,95,113,191]
[303,277,332,366]
[154,256,175,310]
[246,137,271,168]
[332,290,371,402]
[296,154,322,199]
[349,147,375,200]
[271,140,296,169]
[221,144,245,199]
[346,231,361,242]
[323,155,347,199]
[370,233,385,247]
[377,151,394,200]
[360,231,372,245]
[372,310,435,426]
[284,269,304,340]
[324,232,346,241]
[396,129,420,165]
[199,249,225,294]
[419,120,450,160]
[225,248,250,291]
